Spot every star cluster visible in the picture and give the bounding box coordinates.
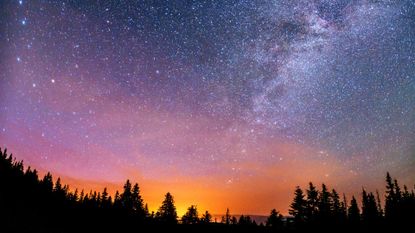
[1,0,414,215]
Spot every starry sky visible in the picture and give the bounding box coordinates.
[1,0,414,215]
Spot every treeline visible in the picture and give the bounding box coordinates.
[288,176,415,231]
[0,148,414,232]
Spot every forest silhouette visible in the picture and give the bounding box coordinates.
[0,148,414,232]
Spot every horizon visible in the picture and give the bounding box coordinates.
[0,148,415,218]
[1,0,414,217]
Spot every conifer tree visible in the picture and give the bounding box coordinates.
[348,196,360,226]
[181,205,199,224]
[266,209,283,229]
[318,184,332,222]
[157,192,178,224]
[131,183,145,217]
[361,189,379,225]
[222,208,231,225]
[200,210,212,223]
[289,186,307,225]
[306,182,319,221]
[384,172,395,219]
[121,180,133,211]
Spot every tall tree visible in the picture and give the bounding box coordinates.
[41,172,53,191]
[375,190,383,217]
[131,183,145,217]
[157,192,178,224]
[361,189,379,225]
[113,191,122,209]
[200,210,212,223]
[339,194,348,223]
[331,189,343,223]
[384,172,395,219]
[266,209,283,229]
[221,208,231,225]
[144,203,150,218]
[238,215,253,225]
[289,186,307,225]
[121,180,133,211]
[348,196,360,226]
[306,182,319,222]
[318,184,332,222]
[181,205,199,224]
[100,187,109,208]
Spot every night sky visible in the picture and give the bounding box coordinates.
[1,0,414,215]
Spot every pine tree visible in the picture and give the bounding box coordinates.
[318,184,332,222]
[384,172,395,219]
[231,216,238,225]
[221,208,231,225]
[157,192,178,224]
[113,191,122,209]
[331,189,342,223]
[361,189,377,224]
[41,172,53,191]
[181,205,199,224]
[348,196,360,226]
[375,190,383,218]
[306,182,319,222]
[339,194,348,223]
[289,186,307,225]
[200,210,212,223]
[131,183,145,217]
[238,215,253,225]
[54,178,62,192]
[101,187,110,208]
[121,180,133,211]
[79,190,85,203]
[266,209,283,229]
[144,203,150,218]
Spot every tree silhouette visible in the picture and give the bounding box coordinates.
[200,210,212,223]
[289,186,307,226]
[331,189,345,224]
[157,192,178,224]
[221,208,231,225]
[361,189,379,225]
[375,190,383,217]
[318,184,332,222]
[40,172,53,191]
[131,183,145,218]
[181,205,199,224]
[1,148,415,232]
[144,203,150,218]
[121,180,133,212]
[348,196,360,227]
[306,182,319,222]
[266,209,283,229]
[238,215,253,225]
[231,216,238,225]
[384,172,395,220]
[113,190,122,209]
[100,187,110,209]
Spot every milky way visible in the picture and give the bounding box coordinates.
[1,0,414,215]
